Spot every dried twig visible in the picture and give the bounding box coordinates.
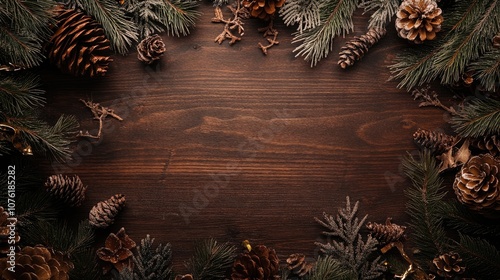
[411,86,456,114]
[78,99,123,139]
[212,2,245,45]
[258,19,279,55]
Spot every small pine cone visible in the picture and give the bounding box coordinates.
[175,274,194,280]
[453,154,500,211]
[471,135,500,156]
[0,206,20,256]
[413,128,456,154]
[366,217,406,244]
[48,8,112,77]
[89,194,126,228]
[242,0,286,20]
[44,174,87,207]
[97,227,136,274]
[338,28,386,69]
[395,0,443,44]
[493,33,500,48]
[432,252,465,279]
[231,245,280,280]
[0,245,74,280]
[137,34,166,64]
[286,253,313,277]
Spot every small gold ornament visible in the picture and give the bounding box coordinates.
[0,124,33,155]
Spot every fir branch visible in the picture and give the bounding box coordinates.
[22,219,95,255]
[315,196,385,279]
[441,201,500,237]
[0,73,45,116]
[359,0,400,30]
[449,95,500,138]
[292,0,358,67]
[128,0,200,39]
[0,0,55,68]
[68,0,139,54]
[70,248,103,280]
[279,0,322,34]
[456,234,500,279]
[13,188,60,227]
[468,48,500,92]
[186,238,236,280]
[132,235,173,280]
[403,150,449,265]
[304,255,354,280]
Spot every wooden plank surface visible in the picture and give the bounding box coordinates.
[39,2,450,269]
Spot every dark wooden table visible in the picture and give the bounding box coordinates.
[39,2,450,270]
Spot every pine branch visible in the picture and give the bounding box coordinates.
[132,235,173,280]
[450,95,500,138]
[279,0,322,34]
[0,73,45,116]
[441,200,500,237]
[128,0,200,39]
[456,234,500,279]
[186,238,236,280]
[292,0,358,67]
[68,0,138,54]
[304,255,354,280]
[70,248,103,280]
[212,0,228,6]
[314,196,385,279]
[0,0,55,68]
[359,0,400,30]
[403,150,449,265]
[13,188,60,227]
[468,48,500,92]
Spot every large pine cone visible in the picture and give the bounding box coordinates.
[395,0,443,44]
[413,128,456,155]
[48,8,112,77]
[366,218,406,245]
[89,194,126,228]
[137,34,166,64]
[242,0,286,20]
[471,135,500,157]
[432,252,465,278]
[453,154,500,211]
[0,206,19,256]
[231,245,280,280]
[286,253,313,277]
[44,174,87,207]
[0,245,74,280]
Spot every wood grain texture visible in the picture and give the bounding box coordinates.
[38,2,451,270]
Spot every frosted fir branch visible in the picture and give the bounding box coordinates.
[279,0,322,34]
[359,0,400,30]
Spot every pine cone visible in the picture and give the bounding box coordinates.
[137,34,166,64]
[286,253,313,277]
[44,174,87,207]
[175,274,194,280]
[493,33,500,48]
[0,206,19,256]
[0,245,74,280]
[89,194,126,228]
[453,154,500,211]
[413,128,456,154]
[471,135,500,157]
[432,252,465,279]
[97,227,136,274]
[338,28,386,69]
[231,245,280,280]
[48,8,112,77]
[395,0,443,44]
[242,0,286,20]
[366,217,406,244]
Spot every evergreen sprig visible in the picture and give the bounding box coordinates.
[403,150,449,265]
[67,0,139,54]
[304,255,354,280]
[450,95,500,138]
[315,196,385,279]
[132,235,173,280]
[0,73,45,116]
[457,234,500,279]
[292,0,358,67]
[390,0,500,90]
[279,0,322,34]
[70,248,103,280]
[186,238,236,280]
[128,0,200,39]
[359,0,400,30]
[0,0,55,68]
[467,48,500,92]
[441,201,500,237]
